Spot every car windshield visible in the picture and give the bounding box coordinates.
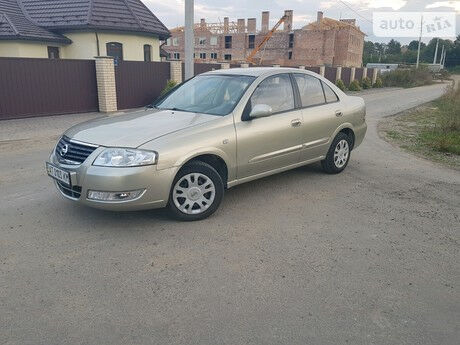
[155,74,255,116]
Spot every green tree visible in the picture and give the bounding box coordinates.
[387,39,401,55]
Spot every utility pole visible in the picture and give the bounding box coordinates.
[416,15,423,69]
[184,0,194,80]
[433,38,439,64]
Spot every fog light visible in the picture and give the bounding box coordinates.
[87,189,145,201]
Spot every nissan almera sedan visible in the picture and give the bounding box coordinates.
[46,67,366,221]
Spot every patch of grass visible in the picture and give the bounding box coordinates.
[382,68,433,88]
[419,131,460,155]
[379,86,460,169]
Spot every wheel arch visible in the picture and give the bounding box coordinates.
[175,150,230,187]
[331,123,356,150]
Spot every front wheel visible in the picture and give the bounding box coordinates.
[321,132,351,174]
[167,161,224,221]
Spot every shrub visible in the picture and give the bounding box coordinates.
[335,79,346,91]
[382,68,433,88]
[160,80,178,96]
[438,69,451,81]
[361,77,372,89]
[373,77,383,88]
[420,86,460,155]
[348,80,361,91]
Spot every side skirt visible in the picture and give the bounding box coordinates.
[227,156,325,188]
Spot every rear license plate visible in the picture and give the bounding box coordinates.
[46,163,70,186]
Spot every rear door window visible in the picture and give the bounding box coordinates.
[294,74,326,107]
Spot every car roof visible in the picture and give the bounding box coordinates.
[204,67,314,78]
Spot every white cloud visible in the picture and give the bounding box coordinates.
[426,1,460,13]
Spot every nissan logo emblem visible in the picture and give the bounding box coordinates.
[60,144,69,156]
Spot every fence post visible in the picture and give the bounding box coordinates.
[298,65,305,70]
[372,68,378,84]
[220,63,230,69]
[336,66,342,82]
[319,66,325,77]
[95,56,117,113]
[350,67,356,82]
[170,61,182,84]
[363,67,368,79]
[240,63,249,68]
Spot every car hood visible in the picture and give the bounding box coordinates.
[64,109,218,148]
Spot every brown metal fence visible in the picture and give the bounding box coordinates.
[115,61,170,109]
[306,66,320,74]
[355,68,364,82]
[0,57,98,120]
[324,67,337,83]
[341,68,352,86]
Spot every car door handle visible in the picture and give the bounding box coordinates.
[291,119,302,127]
[335,110,343,117]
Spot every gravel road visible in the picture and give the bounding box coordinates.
[1,82,459,345]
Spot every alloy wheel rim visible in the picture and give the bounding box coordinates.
[333,139,349,168]
[173,173,216,215]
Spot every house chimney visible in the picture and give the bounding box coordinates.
[317,11,323,23]
[200,18,206,29]
[224,17,229,33]
[247,18,256,33]
[284,10,293,31]
[261,11,270,33]
[237,18,245,33]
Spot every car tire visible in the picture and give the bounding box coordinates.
[167,161,224,221]
[321,132,352,174]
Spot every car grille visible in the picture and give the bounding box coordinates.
[56,181,82,199]
[55,136,98,165]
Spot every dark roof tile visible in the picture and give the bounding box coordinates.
[0,0,170,42]
[0,0,70,42]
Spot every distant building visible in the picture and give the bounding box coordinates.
[366,63,398,73]
[163,10,365,67]
[0,0,170,61]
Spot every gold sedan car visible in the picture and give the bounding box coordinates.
[46,68,366,220]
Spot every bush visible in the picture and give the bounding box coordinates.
[382,68,433,88]
[160,80,178,96]
[348,80,361,91]
[373,77,383,88]
[335,79,346,91]
[438,69,451,81]
[361,77,372,89]
[420,86,460,155]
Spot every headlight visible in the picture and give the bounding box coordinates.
[93,148,157,167]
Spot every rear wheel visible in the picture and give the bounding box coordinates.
[168,161,224,221]
[321,132,351,174]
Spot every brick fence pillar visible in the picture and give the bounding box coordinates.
[240,63,249,68]
[95,56,117,113]
[336,66,342,82]
[372,68,378,84]
[298,65,305,70]
[350,67,356,82]
[170,61,182,84]
[220,63,230,69]
[363,67,368,79]
[319,66,325,77]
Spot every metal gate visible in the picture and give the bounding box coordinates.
[0,57,98,120]
[115,61,171,110]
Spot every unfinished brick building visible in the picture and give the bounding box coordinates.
[163,10,365,68]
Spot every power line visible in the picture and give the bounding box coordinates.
[336,0,373,24]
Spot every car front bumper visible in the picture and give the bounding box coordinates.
[47,150,178,211]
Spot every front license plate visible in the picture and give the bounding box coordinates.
[46,163,70,186]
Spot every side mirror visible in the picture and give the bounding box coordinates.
[249,104,272,118]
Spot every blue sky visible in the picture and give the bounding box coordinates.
[145,0,460,43]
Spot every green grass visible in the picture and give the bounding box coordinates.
[379,86,460,169]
